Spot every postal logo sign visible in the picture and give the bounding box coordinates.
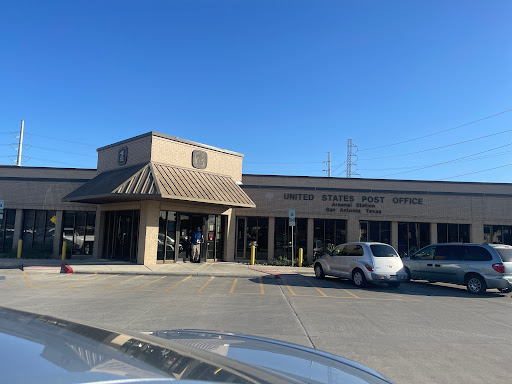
[118,146,128,166]
[192,150,207,169]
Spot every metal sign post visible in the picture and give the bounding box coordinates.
[289,209,295,266]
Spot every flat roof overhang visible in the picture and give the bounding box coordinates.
[63,162,256,209]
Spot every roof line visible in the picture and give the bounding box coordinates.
[242,173,512,187]
[97,131,244,157]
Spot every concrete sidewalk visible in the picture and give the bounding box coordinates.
[0,258,314,278]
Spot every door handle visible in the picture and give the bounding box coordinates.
[434,264,441,267]
[427,264,433,267]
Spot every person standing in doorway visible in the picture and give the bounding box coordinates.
[191,227,203,263]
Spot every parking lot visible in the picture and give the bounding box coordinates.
[1,270,512,384]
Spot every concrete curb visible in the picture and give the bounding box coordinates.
[72,271,271,278]
[71,270,315,278]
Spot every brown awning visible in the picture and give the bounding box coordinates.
[63,162,255,208]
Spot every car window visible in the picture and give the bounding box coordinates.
[414,246,435,260]
[465,246,493,261]
[370,244,398,257]
[494,248,512,262]
[331,245,344,256]
[341,244,364,256]
[435,245,464,260]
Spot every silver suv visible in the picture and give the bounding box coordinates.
[314,242,408,288]
[402,243,512,294]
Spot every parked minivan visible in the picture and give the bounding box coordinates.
[314,242,408,288]
[402,243,512,294]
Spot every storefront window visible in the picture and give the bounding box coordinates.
[313,219,346,258]
[437,223,470,243]
[398,222,430,257]
[157,211,177,261]
[236,216,268,260]
[103,210,139,262]
[484,225,512,245]
[62,211,96,256]
[22,210,56,256]
[359,221,391,244]
[246,217,268,260]
[275,217,308,263]
[0,209,16,253]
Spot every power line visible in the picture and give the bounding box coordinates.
[360,128,512,161]
[30,133,98,148]
[245,161,323,165]
[359,148,512,173]
[381,142,512,177]
[358,107,512,152]
[331,160,347,173]
[440,162,512,180]
[30,145,94,158]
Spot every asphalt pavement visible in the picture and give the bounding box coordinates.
[1,261,512,384]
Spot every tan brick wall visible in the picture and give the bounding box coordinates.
[151,136,243,182]
[137,200,160,265]
[235,175,512,244]
[97,135,152,173]
[0,173,96,212]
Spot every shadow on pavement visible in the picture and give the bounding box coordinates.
[248,274,509,299]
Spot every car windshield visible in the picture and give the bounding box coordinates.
[370,244,398,257]
[495,248,512,262]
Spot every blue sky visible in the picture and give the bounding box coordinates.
[1,0,511,182]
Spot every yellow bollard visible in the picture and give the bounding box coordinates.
[61,241,67,261]
[250,245,256,265]
[17,240,22,259]
[299,248,303,267]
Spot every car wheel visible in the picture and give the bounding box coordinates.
[314,264,325,279]
[404,267,411,283]
[388,282,401,288]
[352,269,367,287]
[466,274,487,295]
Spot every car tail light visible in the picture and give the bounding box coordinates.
[492,263,505,273]
[365,264,373,272]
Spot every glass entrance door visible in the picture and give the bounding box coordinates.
[103,210,140,262]
[206,215,224,261]
[178,213,208,262]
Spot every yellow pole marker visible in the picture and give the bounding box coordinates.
[61,241,67,261]
[250,245,255,265]
[17,240,22,259]
[298,248,303,267]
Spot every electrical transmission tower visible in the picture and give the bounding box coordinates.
[346,139,360,178]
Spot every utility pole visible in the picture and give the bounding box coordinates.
[323,152,331,177]
[16,120,24,166]
[346,139,352,178]
[328,152,331,177]
[346,139,360,178]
